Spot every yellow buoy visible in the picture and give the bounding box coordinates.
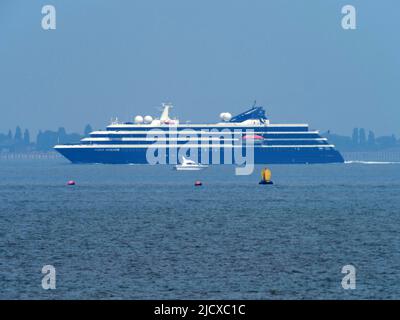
[263,168,271,181]
[260,167,273,185]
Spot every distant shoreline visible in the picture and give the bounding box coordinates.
[2,150,400,162]
[0,151,61,160]
[341,151,400,162]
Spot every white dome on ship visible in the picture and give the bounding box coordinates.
[134,115,144,124]
[144,115,153,124]
[220,112,232,121]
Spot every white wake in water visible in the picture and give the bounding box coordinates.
[345,160,400,165]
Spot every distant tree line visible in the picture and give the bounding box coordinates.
[1,124,399,153]
[0,124,93,152]
[323,128,399,151]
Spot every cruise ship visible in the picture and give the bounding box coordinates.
[54,103,344,165]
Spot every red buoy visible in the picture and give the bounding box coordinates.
[67,180,76,186]
[194,180,202,186]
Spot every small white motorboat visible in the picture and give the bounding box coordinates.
[174,157,208,171]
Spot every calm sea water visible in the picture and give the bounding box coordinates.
[1,159,400,299]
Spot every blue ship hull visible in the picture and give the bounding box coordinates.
[54,105,345,165]
[55,147,344,164]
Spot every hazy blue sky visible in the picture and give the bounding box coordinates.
[0,0,399,136]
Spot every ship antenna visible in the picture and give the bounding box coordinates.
[252,100,257,108]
